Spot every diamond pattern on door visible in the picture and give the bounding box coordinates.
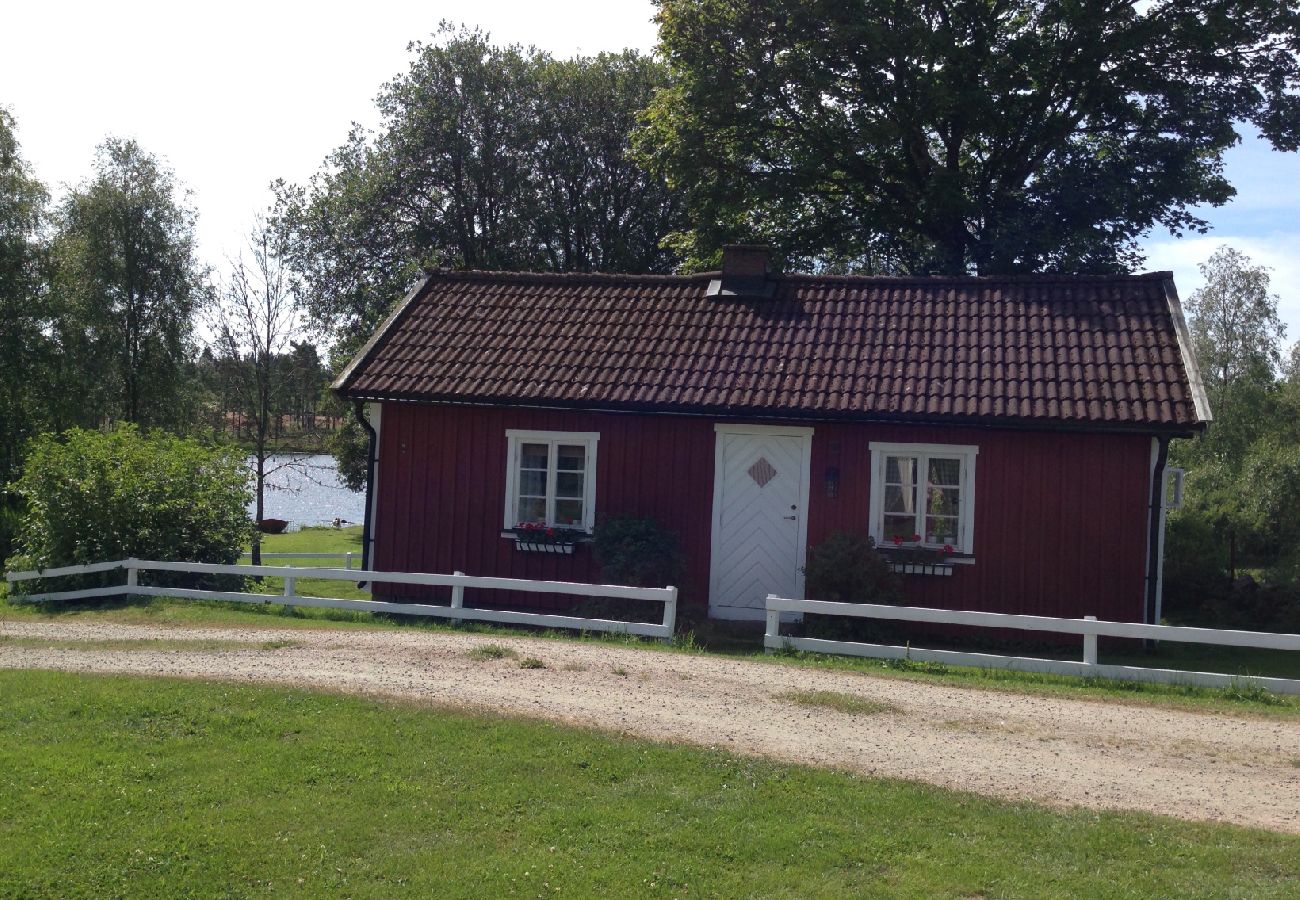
[710,431,808,618]
[747,457,777,487]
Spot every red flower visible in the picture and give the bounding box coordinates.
[910,533,921,543]
[942,544,954,556]
[546,528,556,537]
[891,534,903,546]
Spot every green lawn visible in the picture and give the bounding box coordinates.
[249,526,370,601]
[0,671,1296,898]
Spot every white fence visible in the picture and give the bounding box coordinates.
[765,595,1300,695]
[5,559,678,639]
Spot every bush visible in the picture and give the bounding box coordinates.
[6,425,252,593]
[803,531,901,605]
[592,515,685,589]
[801,531,902,641]
[0,497,20,564]
[1162,510,1231,621]
[580,515,687,625]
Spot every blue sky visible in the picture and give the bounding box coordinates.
[5,1,1298,350]
[1142,129,1300,348]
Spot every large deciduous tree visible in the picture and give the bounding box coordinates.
[640,0,1300,274]
[53,138,206,430]
[273,26,682,340]
[0,108,53,484]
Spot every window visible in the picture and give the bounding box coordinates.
[504,430,599,531]
[868,442,977,554]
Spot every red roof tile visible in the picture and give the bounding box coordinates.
[335,269,1210,430]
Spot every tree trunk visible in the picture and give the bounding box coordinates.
[252,449,264,567]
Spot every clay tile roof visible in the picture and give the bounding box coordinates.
[334,269,1211,431]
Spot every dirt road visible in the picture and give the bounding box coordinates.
[3,620,1297,833]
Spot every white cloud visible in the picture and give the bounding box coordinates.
[1141,232,1300,350]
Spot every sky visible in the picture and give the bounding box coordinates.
[5,0,1299,347]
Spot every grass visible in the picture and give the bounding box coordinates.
[466,643,517,661]
[0,671,1296,898]
[5,525,1299,717]
[777,689,901,716]
[518,656,546,669]
[247,526,370,602]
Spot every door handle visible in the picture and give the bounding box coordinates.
[783,515,797,520]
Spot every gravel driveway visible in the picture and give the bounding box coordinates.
[3,619,1298,833]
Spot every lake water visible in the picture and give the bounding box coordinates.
[248,454,366,529]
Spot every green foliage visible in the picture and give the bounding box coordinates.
[642,0,1300,275]
[0,109,54,484]
[273,25,682,339]
[802,531,903,642]
[5,425,252,583]
[802,531,901,605]
[0,498,21,563]
[1166,245,1300,626]
[592,514,686,589]
[51,138,207,431]
[1185,246,1287,428]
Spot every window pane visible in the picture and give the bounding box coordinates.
[886,456,916,485]
[928,457,961,487]
[554,498,584,526]
[925,516,959,544]
[557,445,586,471]
[884,484,916,514]
[883,514,918,541]
[518,469,548,497]
[519,443,549,469]
[927,486,961,518]
[517,497,546,524]
[556,471,584,497]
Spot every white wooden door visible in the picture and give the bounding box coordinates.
[709,426,812,619]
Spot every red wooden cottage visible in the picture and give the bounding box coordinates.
[333,245,1210,624]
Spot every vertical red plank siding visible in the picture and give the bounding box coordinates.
[372,403,1153,622]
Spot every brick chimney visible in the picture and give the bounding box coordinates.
[707,244,775,299]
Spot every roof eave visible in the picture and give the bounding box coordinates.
[1162,276,1213,426]
[334,390,1206,437]
[330,272,434,394]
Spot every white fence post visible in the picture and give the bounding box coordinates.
[283,576,297,605]
[661,586,678,641]
[765,596,781,654]
[450,571,465,625]
[125,559,138,591]
[345,552,354,571]
[1083,615,1098,666]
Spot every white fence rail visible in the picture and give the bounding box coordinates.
[5,559,678,639]
[764,595,1300,695]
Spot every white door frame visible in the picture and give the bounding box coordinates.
[708,423,814,619]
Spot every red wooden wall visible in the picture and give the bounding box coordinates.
[372,402,1153,622]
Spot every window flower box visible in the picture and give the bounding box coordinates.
[882,537,960,576]
[510,523,583,554]
[514,540,576,555]
[889,562,954,577]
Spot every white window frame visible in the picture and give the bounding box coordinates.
[868,442,978,555]
[503,430,599,532]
